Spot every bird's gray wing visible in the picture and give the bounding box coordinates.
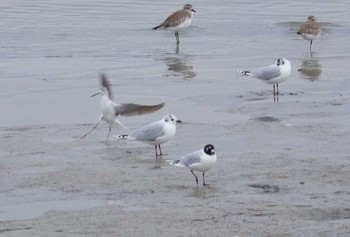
[100,74,113,100]
[114,103,165,117]
[253,65,281,81]
[180,151,202,167]
[129,121,165,142]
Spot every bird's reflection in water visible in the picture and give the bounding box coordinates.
[188,185,218,199]
[298,54,322,81]
[163,53,197,80]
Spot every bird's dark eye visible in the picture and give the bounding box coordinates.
[171,118,174,121]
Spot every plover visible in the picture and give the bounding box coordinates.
[152,4,196,44]
[297,16,321,52]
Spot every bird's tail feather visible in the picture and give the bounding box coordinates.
[114,134,129,140]
[114,118,127,129]
[169,160,185,167]
[238,70,252,76]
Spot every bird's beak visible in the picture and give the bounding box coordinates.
[176,120,182,123]
[90,91,101,97]
[191,9,196,12]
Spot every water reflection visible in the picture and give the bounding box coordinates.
[298,55,323,81]
[162,54,197,80]
[187,185,218,199]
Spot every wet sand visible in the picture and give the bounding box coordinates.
[1,85,350,236]
[2,1,350,236]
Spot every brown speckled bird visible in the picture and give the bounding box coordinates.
[152,4,196,44]
[297,16,321,52]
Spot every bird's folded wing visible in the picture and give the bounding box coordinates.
[178,151,202,167]
[129,123,165,142]
[254,66,281,81]
[161,10,188,28]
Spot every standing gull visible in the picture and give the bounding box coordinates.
[152,4,196,44]
[239,58,291,96]
[81,74,165,142]
[115,114,181,158]
[169,144,217,186]
[297,16,321,52]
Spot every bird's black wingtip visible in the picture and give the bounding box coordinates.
[169,160,180,165]
[116,134,128,139]
[239,70,251,76]
[99,73,110,87]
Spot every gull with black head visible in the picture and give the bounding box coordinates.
[169,144,217,186]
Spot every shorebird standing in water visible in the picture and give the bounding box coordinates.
[239,58,292,97]
[152,4,196,45]
[169,144,217,186]
[81,74,165,143]
[297,16,321,52]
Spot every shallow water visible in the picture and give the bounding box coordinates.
[1,1,350,233]
[1,0,350,126]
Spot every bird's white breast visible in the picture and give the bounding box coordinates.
[267,61,291,84]
[170,17,192,31]
[300,32,320,41]
[100,97,116,122]
[151,122,176,145]
[189,153,217,172]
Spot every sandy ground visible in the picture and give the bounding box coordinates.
[1,86,350,237]
[2,0,350,236]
